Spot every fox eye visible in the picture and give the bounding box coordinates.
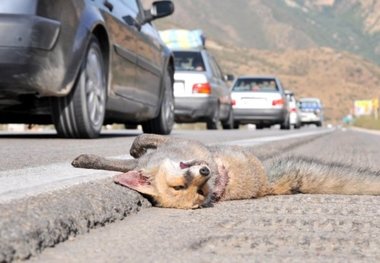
[197,189,205,196]
[173,185,186,191]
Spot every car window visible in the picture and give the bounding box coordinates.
[208,55,223,79]
[173,51,205,72]
[120,0,139,13]
[117,0,140,20]
[1,0,36,14]
[232,78,279,92]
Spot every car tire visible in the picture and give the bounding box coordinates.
[124,124,138,129]
[52,36,107,138]
[256,124,264,130]
[206,104,220,130]
[280,118,290,130]
[316,121,322,127]
[233,121,240,129]
[222,107,234,130]
[142,68,174,135]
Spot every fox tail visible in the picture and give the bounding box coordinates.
[265,156,380,195]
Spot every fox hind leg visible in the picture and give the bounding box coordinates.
[130,134,170,158]
[72,154,137,172]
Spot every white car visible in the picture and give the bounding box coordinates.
[285,90,301,129]
[298,98,324,127]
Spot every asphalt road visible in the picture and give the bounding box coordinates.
[1,127,379,262]
[0,127,328,202]
[6,127,378,262]
[0,126,327,171]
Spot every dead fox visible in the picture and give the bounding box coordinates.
[72,134,380,209]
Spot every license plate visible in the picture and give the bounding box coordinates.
[240,98,266,108]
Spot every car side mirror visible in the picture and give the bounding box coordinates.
[152,1,174,19]
[142,1,174,24]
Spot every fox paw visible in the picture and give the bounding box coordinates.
[71,154,101,169]
[130,147,146,159]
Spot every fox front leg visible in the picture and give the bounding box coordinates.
[130,134,170,158]
[72,154,137,172]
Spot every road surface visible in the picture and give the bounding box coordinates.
[1,127,379,262]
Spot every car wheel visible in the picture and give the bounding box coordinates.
[206,104,220,130]
[316,121,322,127]
[256,124,264,130]
[124,124,138,129]
[280,118,290,130]
[52,36,106,138]
[233,121,240,129]
[142,68,174,135]
[222,107,234,130]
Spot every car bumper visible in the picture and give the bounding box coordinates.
[174,96,218,122]
[233,108,287,124]
[300,113,321,123]
[0,14,62,96]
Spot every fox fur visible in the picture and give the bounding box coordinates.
[72,134,380,209]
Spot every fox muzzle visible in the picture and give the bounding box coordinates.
[199,167,210,176]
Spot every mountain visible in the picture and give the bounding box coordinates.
[207,42,380,121]
[142,0,380,122]
[154,0,380,64]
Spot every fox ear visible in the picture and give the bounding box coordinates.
[114,170,157,197]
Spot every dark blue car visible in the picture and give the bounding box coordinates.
[0,0,175,138]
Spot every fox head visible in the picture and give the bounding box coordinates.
[114,159,212,209]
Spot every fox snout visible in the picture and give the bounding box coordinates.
[199,167,210,176]
[146,159,213,209]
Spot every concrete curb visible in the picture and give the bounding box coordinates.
[0,178,151,262]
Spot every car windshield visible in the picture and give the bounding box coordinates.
[173,51,205,72]
[299,101,320,109]
[232,78,279,92]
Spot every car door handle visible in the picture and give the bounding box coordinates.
[123,15,141,31]
[104,0,113,12]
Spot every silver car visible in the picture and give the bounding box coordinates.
[231,76,290,129]
[172,49,234,129]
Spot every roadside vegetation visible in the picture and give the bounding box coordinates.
[353,116,380,130]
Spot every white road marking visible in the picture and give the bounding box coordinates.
[223,129,332,146]
[0,130,332,203]
[0,154,132,203]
